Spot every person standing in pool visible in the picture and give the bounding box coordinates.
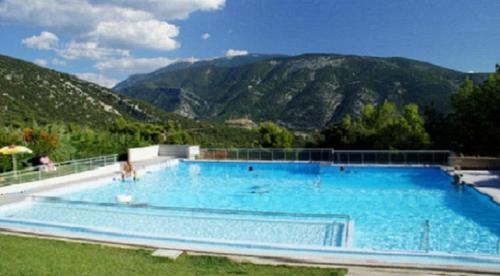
[121,160,137,181]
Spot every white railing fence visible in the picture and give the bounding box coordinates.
[198,148,452,165]
[0,154,118,187]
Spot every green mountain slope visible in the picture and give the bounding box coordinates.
[0,54,264,148]
[0,54,168,126]
[114,53,487,129]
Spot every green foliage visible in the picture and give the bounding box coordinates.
[447,67,500,156]
[0,117,283,172]
[0,54,168,126]
[259,122,294,148]
[318,101,430,149]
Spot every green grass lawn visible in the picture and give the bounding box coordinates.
[0,234,347,276]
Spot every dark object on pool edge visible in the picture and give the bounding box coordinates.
[453,173,464,185]
[248,166,254,172]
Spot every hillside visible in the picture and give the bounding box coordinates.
[0,54,266,148]
[0,54,168,126]
[114,53,487,129]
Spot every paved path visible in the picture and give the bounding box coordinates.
[459,170,500,204]
[190,253,499,275]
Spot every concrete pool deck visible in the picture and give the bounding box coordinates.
[459,170,500,204]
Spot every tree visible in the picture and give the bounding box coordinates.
[423,101,450,149]
[449,67,500,156]
[318,101,430,149]
[259,122,294,148]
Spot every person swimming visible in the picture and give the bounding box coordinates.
[248,166,254,172]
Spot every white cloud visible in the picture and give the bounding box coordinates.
[226,49,249,58]
[51,58,67,66]
[22,31,59,50]
[0,0,153,33]
[0,0,225,51]
[202,32,210,40]
[107,0,226,20]
[92,20,179,51]
[1,0,226,80]
[185,56,198,63]
[95,56,178,75]
[95,56,200,75]
[75,72,119,88]
[34,58,48,67]
[57,41,130,60]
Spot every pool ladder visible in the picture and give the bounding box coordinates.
[421,220,431,253]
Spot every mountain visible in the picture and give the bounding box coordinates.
[114,53,487,130]
[0,54,167,125]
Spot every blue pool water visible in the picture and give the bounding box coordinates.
[1,161,500,260]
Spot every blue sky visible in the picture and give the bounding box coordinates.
[1,0,499,87]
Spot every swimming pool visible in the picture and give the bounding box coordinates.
[0,160,499,268]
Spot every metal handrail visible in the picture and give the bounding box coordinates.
[421,220,431,253]
[198,148,452,165]
[0,154,117,176]
[0,154,118,186]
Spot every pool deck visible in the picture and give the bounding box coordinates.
[459,170,500,204]
[0,157,174,206]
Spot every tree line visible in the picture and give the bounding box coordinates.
[315,65,500,156]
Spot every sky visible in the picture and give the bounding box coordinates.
[1,0,499,88]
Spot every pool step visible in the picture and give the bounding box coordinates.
[152,249,183,260]
[4,196,353,249]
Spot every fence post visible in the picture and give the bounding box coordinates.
[247,149,249,160]
[271,150,274,161]
[74,162,78,173]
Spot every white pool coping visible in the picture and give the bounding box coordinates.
[0,159,499,273]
